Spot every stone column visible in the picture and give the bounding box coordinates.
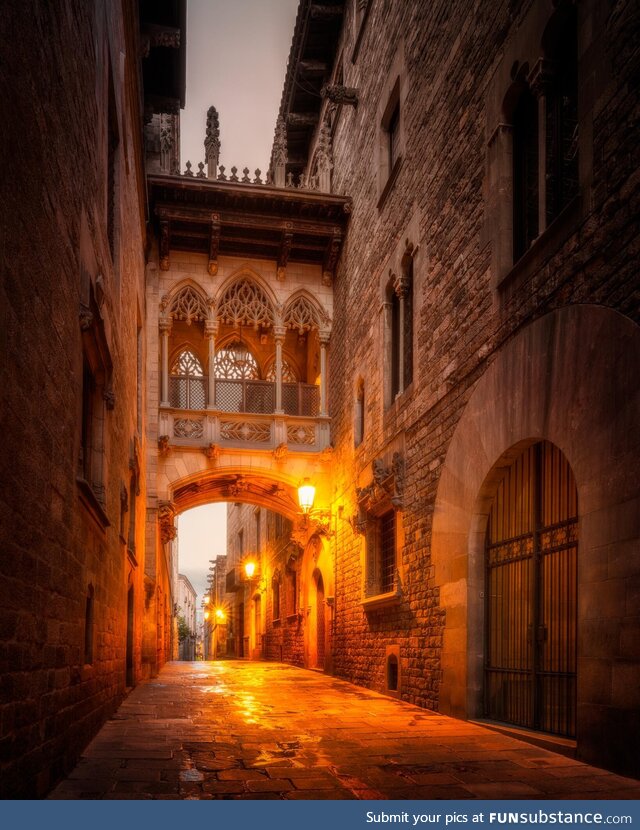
[393,274,409,395]
[274,325,286,414]
[319,331,330,417]
[159,316,171,408]
[529,59,555,235]
[205,320,218,409]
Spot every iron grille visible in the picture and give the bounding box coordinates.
[169,376,206,409]
[214,380,317,415]
[379,510,396,593]
[485,441,577,737]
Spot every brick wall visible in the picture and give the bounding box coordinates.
[324,0,640,718]
[0,0,147,797]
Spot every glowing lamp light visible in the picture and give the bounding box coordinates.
[298,479,316,514]
[203,595,210,605]
[244,560,257,580]
[203,610,210,621]
[215,608,226,621]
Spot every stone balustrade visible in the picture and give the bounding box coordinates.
[158,407,331,453]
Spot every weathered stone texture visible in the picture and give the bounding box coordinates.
[0,1,147,797]
[323,0,640,772]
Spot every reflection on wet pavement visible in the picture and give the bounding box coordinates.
[49,660,640,800]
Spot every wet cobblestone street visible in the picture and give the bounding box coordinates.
[49,661,640,800]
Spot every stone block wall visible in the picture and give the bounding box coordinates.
[0,0,147,797]
[323,0,640,773]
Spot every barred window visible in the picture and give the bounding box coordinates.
[365,509,398,597]
[169,349,206,409]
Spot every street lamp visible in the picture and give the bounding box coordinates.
[244,560,257,580]
[297,478,332,534]
[298,479,316,514]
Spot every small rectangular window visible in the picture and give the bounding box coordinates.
[388,103,401,172]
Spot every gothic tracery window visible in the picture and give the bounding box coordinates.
[169,349,206,409]
[165,285,209,325]
[283,295,323,334]
[213,342,259,380]
[266,359,298,383]
[217,277,275,329]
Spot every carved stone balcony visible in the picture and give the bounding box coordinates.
[158,405,330,453]
[168,377,319,417]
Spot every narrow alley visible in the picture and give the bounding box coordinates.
[49,662,640,801]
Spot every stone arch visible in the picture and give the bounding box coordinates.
[282,290,329,334]
[431,305,640,772]
[214,268,278,329]
[161,279,211,325]
[164,465,304,521]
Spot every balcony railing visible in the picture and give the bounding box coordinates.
[159,408,330,452]
[168,377,320,417]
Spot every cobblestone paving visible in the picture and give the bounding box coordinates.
[49,661,640,800]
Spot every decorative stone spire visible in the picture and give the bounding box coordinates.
[315,121,333,193]
[159,116,173,174]
[272,116,288,187]
[205,106,220,178]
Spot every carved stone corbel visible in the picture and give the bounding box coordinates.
[158,501,177,544]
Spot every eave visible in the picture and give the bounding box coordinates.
[147,174,351,276]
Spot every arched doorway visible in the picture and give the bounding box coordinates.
[484,440,577,737]
[314,570,325,670]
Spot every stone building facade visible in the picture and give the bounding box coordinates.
[1,0,639,797]
[176,574,197,660]
[227,0,640,778]
[0,0,185,797]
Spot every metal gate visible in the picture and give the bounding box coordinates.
[485,441,578,737]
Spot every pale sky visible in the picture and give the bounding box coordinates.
[180,0,299,174]
[177,504,228,602]
[176,0,299,601]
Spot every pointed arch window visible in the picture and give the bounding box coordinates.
[213,342,259,380]
[266,359,298,383]
[169,349,206,409]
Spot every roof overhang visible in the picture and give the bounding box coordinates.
[147,174,351,276]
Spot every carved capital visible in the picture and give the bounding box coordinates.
[158,435,171,456]
[273,324,286,344]
[159,315,172,336]
[204,319,219,339]
[392,271,410,299]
